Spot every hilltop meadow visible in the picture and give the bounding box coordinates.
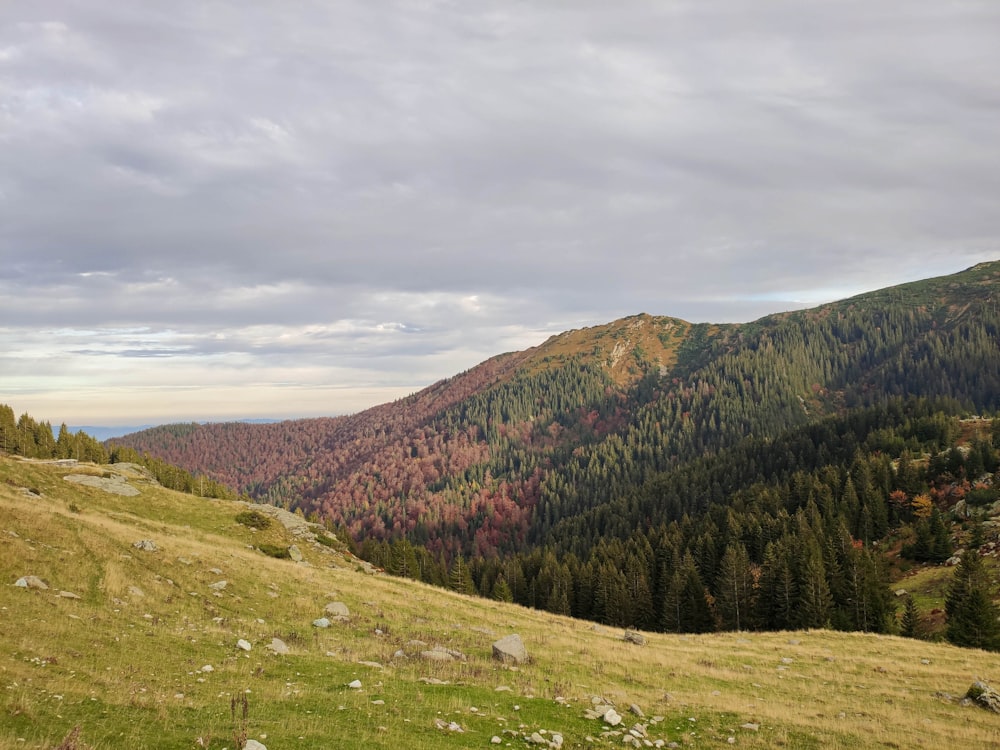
[3,456,1000,749]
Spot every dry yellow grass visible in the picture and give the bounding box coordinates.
[2,455,1000,749]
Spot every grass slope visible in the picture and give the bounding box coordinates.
[3,457,1000,750]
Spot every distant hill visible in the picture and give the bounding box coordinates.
[113,261,1000,535]
[110,261,1000,635]
[69,424,158,441]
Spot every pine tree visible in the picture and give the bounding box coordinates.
[900,596,921,639]
[449,555,475,595]
[716,543,754,631]
[945,551,1000,650]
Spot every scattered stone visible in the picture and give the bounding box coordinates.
[200,665,214,673]
[324,601,350,618]
[208,580,227,591]
[358,660,383,669]
[127,585,145,598]
[14,576,48,590]
[313,618,331,628]
[629,704,644,717]
[132,540,157,552]
[965,681,1000,713]
[268,638,289,655]
[287,544,303,562]
[208,567,223,575]
[894,589,908,597]
[418,677,450,685]
[527,731,546,744]
[434,718,464,732]
[622,630,646,646]
[371,699,385,705]
[741,722,760,731]
[420,649,456,662]
[492,634,529,664]
[603,708,623,726]
[236,639,252,652]
[781,657,794,664]
[243,741,267,750]
[58,591,81,599]
[946,555,962,566]
[348,679,362,689]
[491,737,502,745]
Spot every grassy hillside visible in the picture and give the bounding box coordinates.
[3,456,1000,749]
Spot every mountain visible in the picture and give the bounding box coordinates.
[109,261,1000,634]
[113,261,1000,531]
[3,453,1000,749]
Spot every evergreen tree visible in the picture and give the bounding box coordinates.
[900,596,921,639]
[948,588,1000,651]
[449,555,476,595]
[945,551,1000,650]
[491,576,513,602]
[716,543,754,631]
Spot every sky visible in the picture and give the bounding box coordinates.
[2,1,999,428]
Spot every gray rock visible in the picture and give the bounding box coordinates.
[348,679,362,689]
[14,575,48,590]
[208,580,227,591]
[629,703,645,717]
[492,634,528,664]
[132,539,158,552]
[65,473,140,496]
[288,544,303,562]
[603,707,623,726]
[528,731,547,744]
[965,681,1000,713]
[268,638,289,655]
[243,741,267,750]
[420,649,455,662]
[236,639,252,651]
[324,601,350,618]
[313,617,331,628]
[58,591,81,599]
[622,630,646,646]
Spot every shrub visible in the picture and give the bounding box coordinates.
[257,543,290,559]
[235,510,271,530]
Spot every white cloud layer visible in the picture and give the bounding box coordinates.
[1,1,998,424]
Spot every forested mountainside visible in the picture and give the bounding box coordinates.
[110,262,1000,637]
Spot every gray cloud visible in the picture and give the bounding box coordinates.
[1,1,998,423]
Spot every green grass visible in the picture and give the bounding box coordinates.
[4,455,1000,749]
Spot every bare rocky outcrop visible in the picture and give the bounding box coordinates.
[64,472,141,496]
[964,681,1000,713]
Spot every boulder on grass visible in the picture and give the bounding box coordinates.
[492,634,528,665]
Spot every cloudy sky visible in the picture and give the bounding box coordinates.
[2,1,999,428]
